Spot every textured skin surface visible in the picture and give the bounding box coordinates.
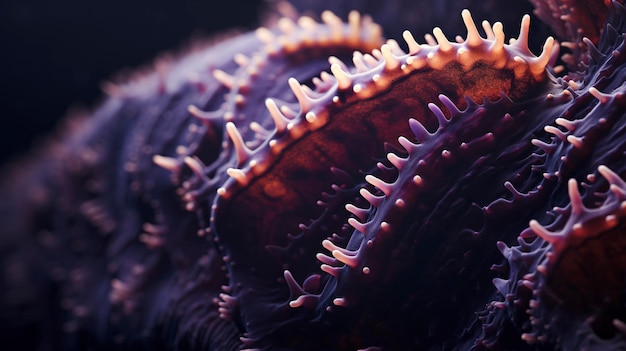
[1,0,626,350]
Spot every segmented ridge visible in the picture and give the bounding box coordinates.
[489,166,626,348]
[153,9,386,226]
[256,10,383,55]
[303,95,506,310]
[216,9,555,202]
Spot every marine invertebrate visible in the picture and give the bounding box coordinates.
[1,0,625,350]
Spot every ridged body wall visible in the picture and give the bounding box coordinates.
[1,1,626,350]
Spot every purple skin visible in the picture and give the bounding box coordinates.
[1,0,626,350]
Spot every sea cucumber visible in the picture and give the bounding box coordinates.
[1,1,625,350]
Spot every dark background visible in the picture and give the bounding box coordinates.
[0,0,264,167]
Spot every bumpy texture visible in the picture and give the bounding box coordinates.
[1,0,626,350]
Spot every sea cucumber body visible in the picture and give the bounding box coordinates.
[1,1,626,351]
